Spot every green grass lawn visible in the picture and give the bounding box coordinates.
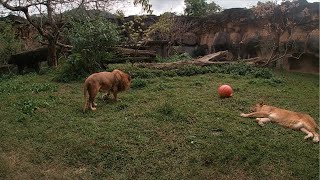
[0,65,319,179]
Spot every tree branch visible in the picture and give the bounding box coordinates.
[0,0,49,39]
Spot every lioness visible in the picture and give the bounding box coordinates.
[83,69,131,112]
[240,102,319,143]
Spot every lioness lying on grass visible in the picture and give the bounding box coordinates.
[241,102,319,143]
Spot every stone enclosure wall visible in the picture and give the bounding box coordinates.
[168,1,319,73]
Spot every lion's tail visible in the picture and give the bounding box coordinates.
[83,84,89,113]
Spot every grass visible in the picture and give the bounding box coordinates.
[0,65,319,179]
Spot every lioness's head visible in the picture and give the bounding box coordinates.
[250,102,264,112]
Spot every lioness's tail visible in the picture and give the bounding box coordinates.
[83,84,88,112]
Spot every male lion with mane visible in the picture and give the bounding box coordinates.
[83,69,131,112]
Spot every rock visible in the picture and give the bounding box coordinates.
[181,32,198,46]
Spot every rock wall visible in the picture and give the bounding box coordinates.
[171,0,319,73]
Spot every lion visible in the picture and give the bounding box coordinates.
[83,69,131,112]
[240,102,319,143]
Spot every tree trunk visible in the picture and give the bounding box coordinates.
[47,39,57,67]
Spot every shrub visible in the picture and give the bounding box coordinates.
[57,17,120,82]
[156,53,192,63]
[254,68,273,79]
[0,21,21,66]
[131,78,147,89]
[114,63,277,81]
[31,83,58,93]
[17,99,38,116]
[54,54,89,82]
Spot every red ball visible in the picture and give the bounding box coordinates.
[218,84,233,98]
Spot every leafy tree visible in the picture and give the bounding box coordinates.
[120,15,147,45]
[145,12,175,41]
[0,21,21,66]
[57,17,120,81]
[0,0,152,68]
[206,1,222,14]
[184,0,221,17]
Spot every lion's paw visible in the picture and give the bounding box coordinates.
[240,113,247,117]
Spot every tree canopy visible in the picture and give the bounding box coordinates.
[184,0,221,17]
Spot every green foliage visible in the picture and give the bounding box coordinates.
[0,21,21,65]
[117,63,280,82]
[30,83,58,93]
[15,98,51,116]
[134,0,153,14]
[131,78,147,89]
[175,65,208,76]
[254,68,273,79]
[252,1,277,18]
[57,17,120,82]
[17,99,39,116]
[155,53,193,63]
[67,17,120,52]
[184,0,221,17]
[121,15,148,44]
[248,77,285,87]
[145,12,175,41]
[213,63,275,78]
[54,54,89,82]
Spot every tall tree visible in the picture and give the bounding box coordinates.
[184,0,221,17]
[0,0,152,67]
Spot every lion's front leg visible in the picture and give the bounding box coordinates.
[240,112,269,118]
[89,102,97,111]
[112,91,119,101]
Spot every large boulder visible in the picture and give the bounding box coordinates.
[307,29,319,56]
[181,32,198,46]
[212,31,229,52]
[8,47,48,74]
[240,29,259,58]
[288,27,309,53]
[200,33,215,53]
[228,32,242,58]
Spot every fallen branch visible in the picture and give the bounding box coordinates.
[105,57,155,64]
[112,47,156,57]
[240,57,266,65]
[197,50,233,62]
[137,51,234,70]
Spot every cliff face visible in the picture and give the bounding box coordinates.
[172,1,319,73]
